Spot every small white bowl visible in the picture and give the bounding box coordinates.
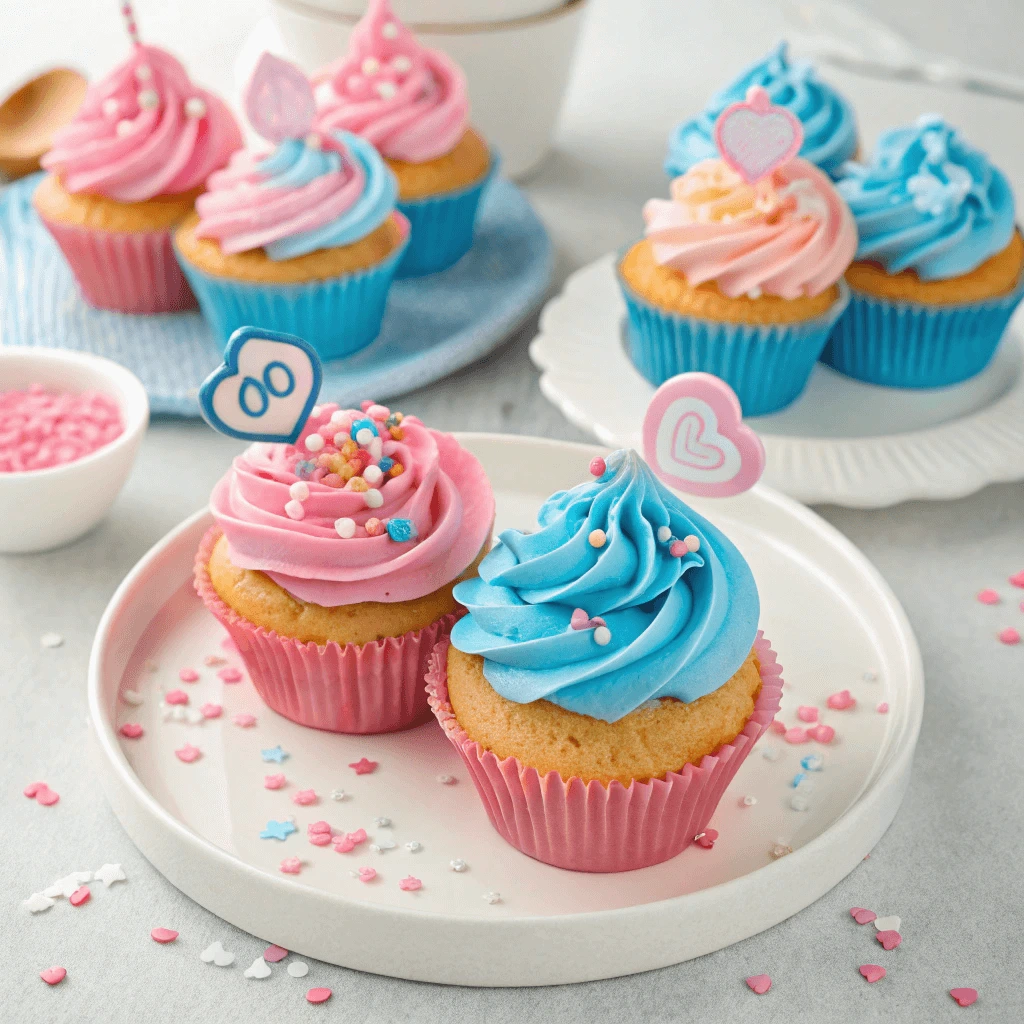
[0,349,149,553]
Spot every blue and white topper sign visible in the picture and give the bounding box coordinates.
[199,327,323,444]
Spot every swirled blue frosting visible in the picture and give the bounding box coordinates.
[835,115,1016,280]
[665,42,857,180]
[450,450,759,723]
[257,131,397,261]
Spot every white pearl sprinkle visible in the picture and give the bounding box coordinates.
[450,859,467,872]
[135,64,152,81]
[482,891,502,905]
[40,632,64,649]
[683,534,701,553]
[588,529,607,548]
[364,489,383,509]
[304,132,321,150]
[363,465,383,486]
[593,625,612,646]
[335,517,356,539]
[405,841,421,852]
[101,97,120,117]
[284,499,305,520]
[333,432,349,447]
[361,57,380,75]
[289,481,309,501]
[375,81,398,100]
[137,88,159,110]
[381,21,398,38]
[657,526,672,543]
[116,119,135,137]
[391,56,412,73]
[305,433,325,452]
[330,410,349,425]
[184,96,207,118]
[355,427,374,446]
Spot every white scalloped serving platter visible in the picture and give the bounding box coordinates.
[530,255,1024,508]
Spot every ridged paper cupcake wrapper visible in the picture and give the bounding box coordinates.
[38,215,196,314]
[618,265,850,417]
[426,631,783,873]
[194,527,458,735]
[174,214,410,361]
[821,275,1024,388]
[395,160,496,279]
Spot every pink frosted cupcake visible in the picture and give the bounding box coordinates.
[34,40,241,313]
[194,401,494,734]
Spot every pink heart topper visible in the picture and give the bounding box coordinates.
[642,373,765,498]
[245,52,316,144]
[714,85,804,185]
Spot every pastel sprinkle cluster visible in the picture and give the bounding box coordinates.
[0,385,124,473]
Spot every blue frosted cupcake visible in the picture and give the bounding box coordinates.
[619,157,856,416]
[174,123,408,361]
[824,115,1024,388]
[666,42,858,180]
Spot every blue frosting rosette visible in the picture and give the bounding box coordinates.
[450,449,759,724]
[665,42,857,180]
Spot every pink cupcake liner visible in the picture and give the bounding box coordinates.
[426,631,784,872]
[194,528,459,735]
[39,216,196,314]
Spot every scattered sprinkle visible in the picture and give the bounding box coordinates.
[589,456,607,477]
[860,964,886,983]
[876,702,889,714]
[769,842,792,860]
[119,722,144,739]
[588,529,607,548]
[356,867,377,882]
[373,816,391,827]
[233,713,257,727]
[593,625,612,646]
[264,774,286,790]
[24,893,55,913]
[259,820,297,841]
[261,746,289,763]
[741,795,757,807]
[263,945,288,963]
[293,789,317,806]
[244,957,272,979]
[800,753,824,771]
[178,668,200,683]
[998,627,1021,645]
[851,907,877,925]
[94,863,125,887]
[784,727,808,744]
[745,974,771,994]
[349,758,377,775]
[200,703,222,719]
[40,632,64,649]
[769,719,786,734]
[761,746,780,761]
[693,829,718,849]
[288,960,309,978]
[807,724,835,744]
[977,589,1000,605]
[69,885,90,907]
[796,705,818,723]
[218,666,243,683]
[405,841,422,852]
[450,859,467,872]
[482,891,502,905]
[175,744,201,763]
[39,967,67,986]
[436,774,456,785]
[790,794,810,812]
[331,789,347,801]
[950,988,978,1007]
[1009,572,1024,589]
[657,525,672,543]
[386,518,417,543]
[873,915,901,932]
[151,927,178,943]
[200,941,235,966]
[333,829,368,853]
[165,689,189,706]
[305,987,331,1004]
[398,876,422,891]
[280,857,302,874]
[122,689,144,705]
[876,930,902,951]
[24,781,60,806]
[826,689,856,710]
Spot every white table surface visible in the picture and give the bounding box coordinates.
[4,0,1024,1020]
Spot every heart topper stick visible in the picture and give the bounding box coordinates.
[642,373,765,498]
[199,327,322,444]
[713,85,803,185]
[245,52,317,146]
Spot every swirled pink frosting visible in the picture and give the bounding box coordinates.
[643,158,857,299]
[210,404,494,606]
[313,0,470,163]
[41,45,242,203]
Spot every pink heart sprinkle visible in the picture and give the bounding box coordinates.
[293,789,317,806]
[40,966,67,986]
[35,787,60,806]
[264,774,286,790]
[950,988,978,1007]
[808,724,835,744]
[165,689,188,706]
[745,974,771,995]
[998,627,1021,645]
[151,928,178,943]
[333,836,355,853]
[1009,571,1024,589]
[769,720,787,734]
[23,781,45,798]
[175,744,201,764]
[860,964,886,983]
[218,667,243,683]
[851,907,877,925]
[357,867,377,882]
[306,988,332,1004]
[69,885,90,907]
[178,668,200,683]
[826,690,856,711]
[398,876,422,891]
[263,944,288,963]
[876,929,902,951]
[877,702,889,714]
[977,589,1000,605]
[797,706,819,723]
[280,857,301,874]
[784,726,808,744]
[307,820,332,834]
[694,828,718,849]
[200,703,222,719]
[119,722,144,738]
[308,832,332,847]
[232,713,257,727]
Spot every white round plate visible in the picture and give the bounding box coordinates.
[88,434,922,987]
[530,255,1024,508]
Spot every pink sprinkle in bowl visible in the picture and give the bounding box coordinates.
[0,348,148,553]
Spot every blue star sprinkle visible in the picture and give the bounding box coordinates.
[386,518,418,543]
[261,746,289,763]
[259,820,297,841]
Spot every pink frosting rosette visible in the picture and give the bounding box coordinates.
[313,0,469,163]
[643,157,857,299]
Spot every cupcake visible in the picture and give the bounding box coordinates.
[824,115,1024,388]
[35,43,242,314]
[665,42,857,180]
[427,449,781,873]
[619,157,856,415]
[313,0,493,277]
[194,401,494,734]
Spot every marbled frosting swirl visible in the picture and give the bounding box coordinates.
[644,157,857,298]
[313,0,469,163]
[665,42,857,180]
[42,44,241,203]
[450,449,759,723]
[193,130,398,261]
[836,114,1016,280]
[210,404,494,606]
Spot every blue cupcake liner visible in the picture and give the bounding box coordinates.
[395,158,497,279]
[821,274,1024,388]
[617,261,850,417]
[175,219,409,362]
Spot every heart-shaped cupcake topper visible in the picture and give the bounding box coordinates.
[199,326,322,444]
[642,373,765,498]
[714,85,804,185]
[245,52,316,144]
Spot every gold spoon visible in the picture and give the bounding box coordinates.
[0,68,88,180]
